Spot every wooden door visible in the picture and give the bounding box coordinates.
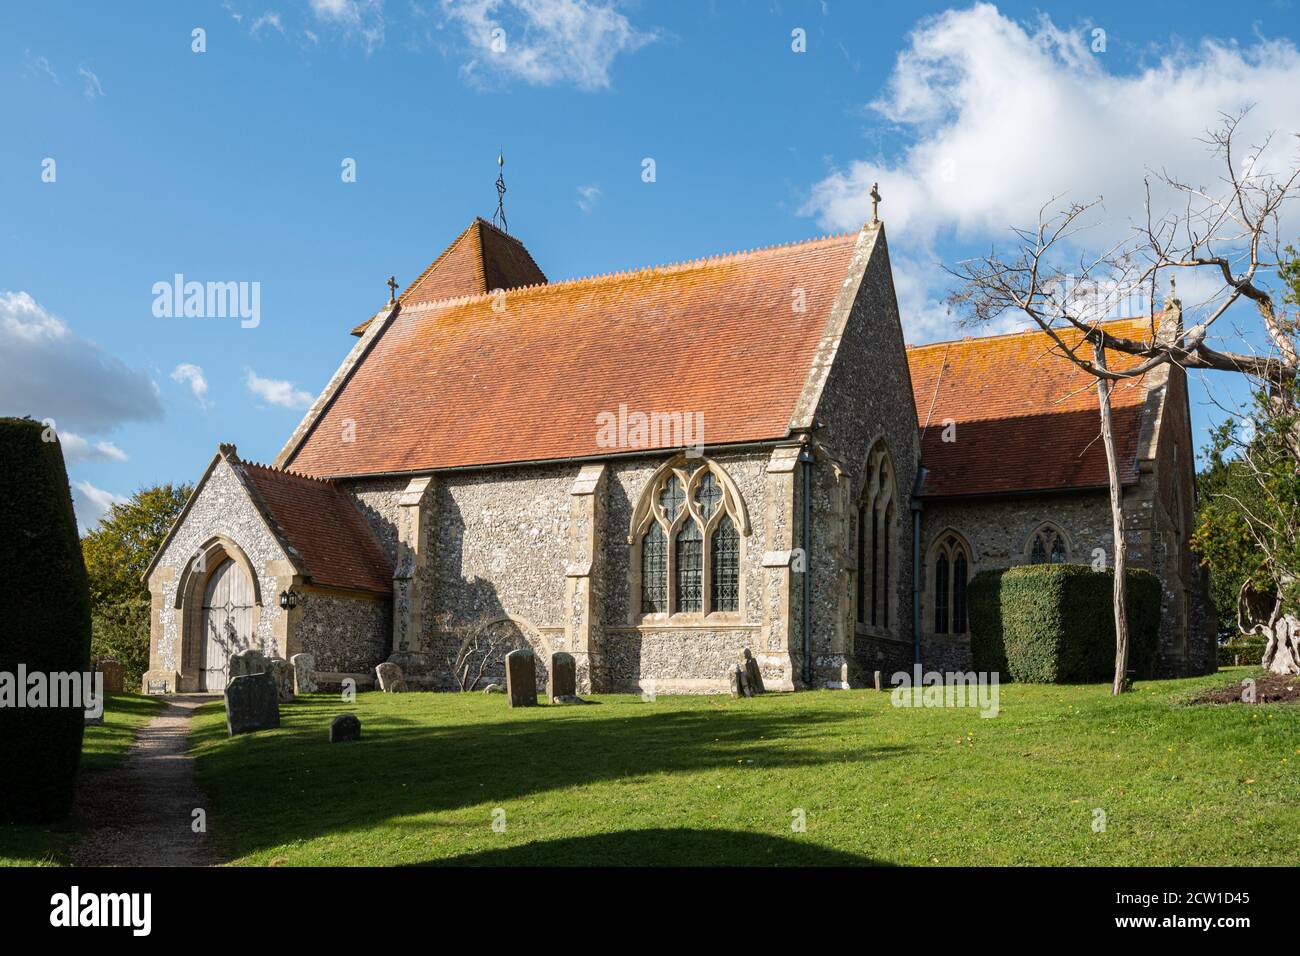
[200,558,254,691]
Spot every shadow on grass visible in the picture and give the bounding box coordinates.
[418,827,887,866]
[191,694,910,862]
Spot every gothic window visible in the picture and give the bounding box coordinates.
[1027,524,1069,564]
[856,442,897,632]
[930,532,972,636]
[631,457,749,618]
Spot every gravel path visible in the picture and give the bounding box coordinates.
[70,696,220,867]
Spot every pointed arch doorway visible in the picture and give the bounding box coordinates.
[200,558,255,691]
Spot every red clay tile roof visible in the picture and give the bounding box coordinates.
[240,460,393,593]
[907,318,1156,498]
[350,218,546,335]
[286,231,863,478]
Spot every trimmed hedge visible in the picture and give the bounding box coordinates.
[968,564,1161,683]
[0,418,92,823]
[1218,635,1268,668]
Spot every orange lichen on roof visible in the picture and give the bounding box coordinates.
[288,230,863,477]
[350,218,547,335]
[241,460,393,593]
[907,318,1158,498]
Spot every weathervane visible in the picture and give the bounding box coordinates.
[492,151,508,234]
[387,275,398,305]
[870,182,882,224]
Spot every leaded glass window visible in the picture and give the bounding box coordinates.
[659,475,684,521]
[858,442,896,632]
[641,524,667,614]
[696,472,721,519]
[711,515,739,612]
[935,553,950,635]
[675,522,703,613]
[953,551,968,634]
[633,459,748,618]
[931,533,972,636]
[1027,525,1068,564]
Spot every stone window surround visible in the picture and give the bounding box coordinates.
[627,454,751,626]
[925,528,973,639]
[855,439,900,640]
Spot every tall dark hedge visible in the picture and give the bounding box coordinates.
[0,418,92,823]
[968,564,1161,683]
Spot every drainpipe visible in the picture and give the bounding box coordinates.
[799,444,814,687]
[911,467,927,667]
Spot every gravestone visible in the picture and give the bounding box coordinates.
[94,657,124,694]
[229,648,270,680]
[146,678,168,696]
[375,661,406,693]
[741,648,765,695]
[329,713,361,743]
[290,653,317,695]
[225,673,280,736]
[483,683,504,694]
[505,649,537,707]
[728,664,743,699]
[548,652,577,700]
[267,657,295,703]
[873,670,883,692]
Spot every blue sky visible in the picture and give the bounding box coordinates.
[2,1,1298,530]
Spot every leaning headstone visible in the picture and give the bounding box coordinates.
[728,664,743,699]
[505,649,537,707]
[548,652,577,700]
[225,673,280,736]
[741,648,765,695]
[375,661,406,693]
[329,713,361,743]
[229,648,270,680]
[94,657,124,694]
[267,657,295,703]
[290,653,317,695]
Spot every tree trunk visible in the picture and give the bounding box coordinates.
[1095,343,1130,694]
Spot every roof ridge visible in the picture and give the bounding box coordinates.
[908,316,1152,351]
[243,458,338,486]
[394,228,861,312]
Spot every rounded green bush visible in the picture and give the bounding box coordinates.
[968,563,1161,683]
[0,418,92,823]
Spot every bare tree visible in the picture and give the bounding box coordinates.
[950,111,1300,691]
[444,615,515,692]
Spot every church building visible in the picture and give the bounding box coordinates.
[141,212,1216,695]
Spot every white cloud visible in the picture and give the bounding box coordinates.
[72,480,128,533]
[251,11,286,35]
[23,51,59,85]
[443,0,655,90]
[171,363,211,408]
[802,3,1300,341]
[0,291,164,433]
[245,368,314,409]
[57,430,129,465]
[309,0,386,51]
[576,183,601,213]
[78,65,103,100]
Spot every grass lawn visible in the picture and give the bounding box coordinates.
[0,693,164,866]
[190,667,1299,866]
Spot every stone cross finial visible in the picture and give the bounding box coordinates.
[870,182,882,224]
[387,275,398,304]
